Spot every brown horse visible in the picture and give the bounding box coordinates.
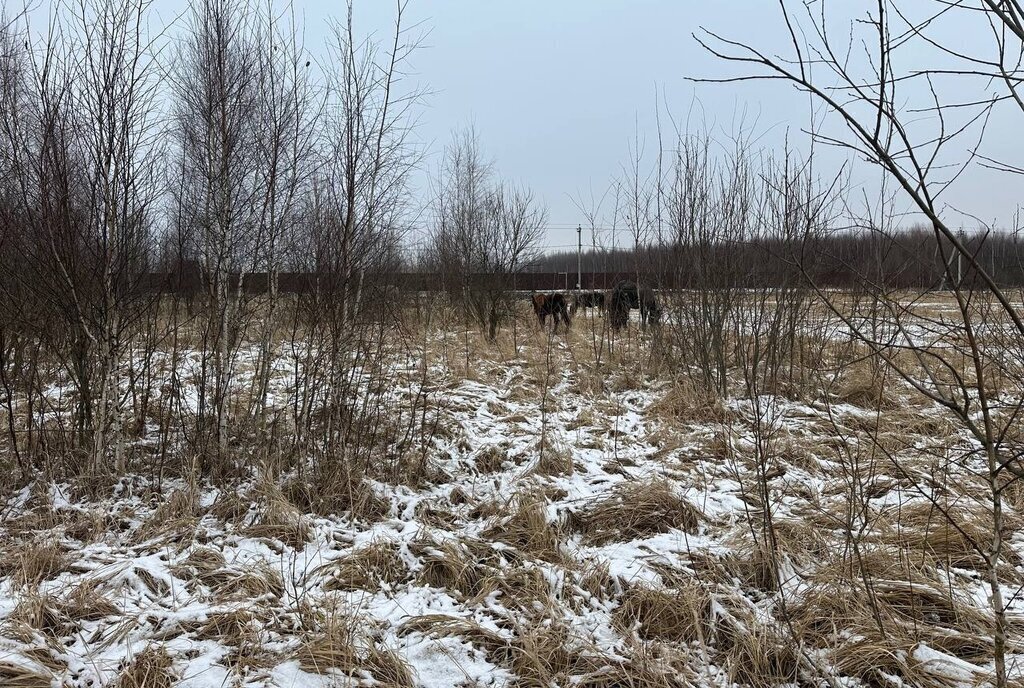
[532,293,572,332]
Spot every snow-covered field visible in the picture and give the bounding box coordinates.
[1,309,1022,687]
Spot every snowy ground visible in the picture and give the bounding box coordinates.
[1,310,1022,687]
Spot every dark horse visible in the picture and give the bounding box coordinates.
[532,292,572,331]
[570,291,605,315]
[609,281,661,330]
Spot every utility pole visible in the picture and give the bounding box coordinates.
[576,224,582,291]
[957,228,964,287]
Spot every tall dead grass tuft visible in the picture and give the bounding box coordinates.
[8,593,66,638]
[876,500,1022,571]
[284,463,389,522]
[1,542,67,586]
[832,359,899,410]
[473,564,553,616]
[319,539,410,592]
[572,478,702,546]
[612,583,712,645]
[649,381,731,425]
[245,482,312,549]
[402,614,511,663]
[412,536,498,598]
[725,623,799,688]
[0,660,54,688]
[132,488,200,544]
[170,546,226,590]
[111,645,177,688]
[296,611,414,687]
[475,445,508,473]
[481,493,565,563]
[531,439,575,477]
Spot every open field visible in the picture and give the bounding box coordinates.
[0,295,1021,688]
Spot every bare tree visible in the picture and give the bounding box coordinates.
[170,0,263,467]
[0,0,161,475]
[429,128,546,341]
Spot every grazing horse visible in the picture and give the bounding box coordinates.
[608,281,661,330]
[570,291,605,315]
[532,292,572,331]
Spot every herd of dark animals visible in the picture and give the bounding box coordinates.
[532,280,661,332]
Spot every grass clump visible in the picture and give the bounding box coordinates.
[320,539,410,593]
[296,612,414,687]
[0,660,54,688]
[111,645,177,688]
[613,583,712,645]
[284,464,389,522]
[401,614,511,664]
[572,478,702,546]
[409,535,519,599]
[1,542,67,586]
[245,483,312,549]
[481,493,565,563]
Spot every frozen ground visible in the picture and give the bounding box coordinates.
[0,314,1022,687]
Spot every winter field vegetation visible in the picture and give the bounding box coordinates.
[0,292,1022,688]
[2,0,1024,686]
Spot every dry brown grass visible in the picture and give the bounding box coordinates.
[571,478,702,546]
[0,542,67,586]
[481,493,565,563]
[475,445,508,473]
[874,500,1023,572]
[60,579,119,625]
[63,508,113,543]
[132,487,200,544]
[245,482,312,549]
[0,661,53,688]
[170,546,227,591]
[111,645,177,688]
[7,593,66,639]
[284,464,389,522]
[575,560,622,607]
[725,623,799,688]
[790,560,995,685]
[401,614,511,663]
[319,539,409,593]
[194,606,272,669]
[171,549,283,602]
[612,583,712,645]
[531,439,575,476]
[296,611,414,687]
[831,358,900,410]
[472,564,553,616]
[208,488,254,524]
[649,381,732,425]
[410,536,501,599]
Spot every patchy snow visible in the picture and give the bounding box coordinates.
[0,319,1021,687]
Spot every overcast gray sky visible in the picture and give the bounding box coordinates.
[340,1,815,250]
[322,1,1021,250]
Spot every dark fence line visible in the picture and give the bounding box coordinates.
[138,271,662,295]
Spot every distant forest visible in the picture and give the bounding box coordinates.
[529,227,1024,290]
